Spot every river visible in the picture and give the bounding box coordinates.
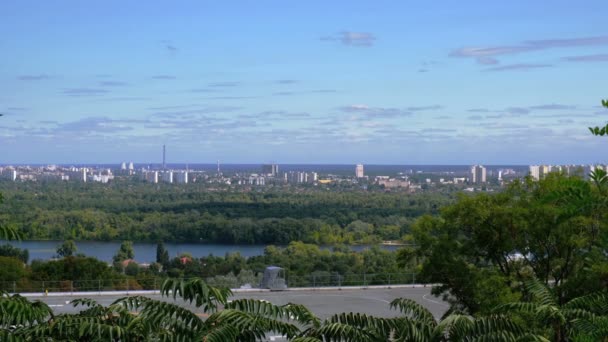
[1,240,400,263]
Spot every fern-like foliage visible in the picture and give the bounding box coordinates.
[0,292,52,328]
[161,277,231,312]
[494,277,608,341]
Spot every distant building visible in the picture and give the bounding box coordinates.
[470,165,486,184]
[529,165,540,180]
[143,171,158,183]
[541,165,551,178]
[262,164,279,176]
[175,171,188,184]
[285,171,317,184]
[377,178,409,189]
[1,169,17,181]
[161,171,173,183]
[121,162,126,170]
[248,175,265,185]
[355,164,364,178]
[128,162,134,170]
[67,168,87,182]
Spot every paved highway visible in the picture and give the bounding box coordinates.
[28,285,449,319]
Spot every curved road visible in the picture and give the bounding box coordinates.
[28,285,449,319]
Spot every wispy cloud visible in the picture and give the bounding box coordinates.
[62,88,109,96]
[55,117,135,133]
[505,107,530,115]
[149,106,242,119]
[99,81,128,87]
[484,63,552,72]
[321,31,376,47]
[17,74,50,81]
[529,104,576,110]
[339,104,411,118]
[562,54,608,62]
[468,108,490,113]
[189,88,221,93]
[451,35,608,64]
[160,40,178,53]
[476,56,499,65]
[208,81,240,87]
[276,79,298,84]
[239,110,311,121]
[406,105,442,111]
[152,75,177,80]
[272,91,294,96]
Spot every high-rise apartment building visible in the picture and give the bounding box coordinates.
[262,164,279,176]
[470,165,486,183]
[161,171,173,183]
[355,164,364,178]
[175,171,188,184]
[529,165,540,180]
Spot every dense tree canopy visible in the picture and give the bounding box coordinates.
[0,180,449,244]
[400,173,608,315]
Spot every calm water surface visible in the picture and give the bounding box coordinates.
[1,241,398,263]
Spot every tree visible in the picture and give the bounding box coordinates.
[495,277,608,342]
[0,193,19,241]
[0,256,26,282]
[399,174,608,314]
[0,244,29,263]
[298,297,546,342]
[56,239,77,258]
[113,240,134,263]
[156,241,169,266]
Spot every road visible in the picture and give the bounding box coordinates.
[28,285,449,319]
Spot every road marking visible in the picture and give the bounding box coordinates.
[422,294,449,307]
[48,304,64,307]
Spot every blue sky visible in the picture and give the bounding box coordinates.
[1,1,607,164]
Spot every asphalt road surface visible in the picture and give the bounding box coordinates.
[29,286,449,319]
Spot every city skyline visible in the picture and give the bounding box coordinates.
[1,1,607,164]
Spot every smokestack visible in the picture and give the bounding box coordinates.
[163,145,166,170]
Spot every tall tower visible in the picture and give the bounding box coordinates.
[162,145,166,170]
[217,160,221,176]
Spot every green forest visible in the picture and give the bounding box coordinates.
[0,181,451,244]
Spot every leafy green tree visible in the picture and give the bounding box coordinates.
[156,241,169,266]
[400,174,608,314]
[299,297,546,341]
[0,244,29,263]
[113,240,135,263]
[495,277,608,342]
[56,239,77,258]
[0,256,26,282]
[0,193,19,241]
